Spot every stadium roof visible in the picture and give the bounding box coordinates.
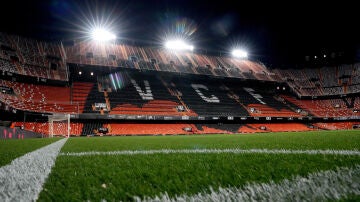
[1,0,359,67]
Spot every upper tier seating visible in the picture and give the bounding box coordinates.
[65,41,272,81]
[0,32,67,81]
[273,63,360,96]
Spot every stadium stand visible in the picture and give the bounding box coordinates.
[282,95,360,117]
[65,41,272,80]
[0,80,76,113]
[0,33,67,81]
[1,32,360,136]
[313,122,360,130]
[272,63,360,97]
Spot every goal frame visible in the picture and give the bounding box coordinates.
[48,113,70,138]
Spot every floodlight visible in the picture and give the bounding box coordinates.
[165,40,194,51]
[91,28,116,42]
[231,49,248,58]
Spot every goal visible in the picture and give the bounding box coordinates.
[48,113,70,137]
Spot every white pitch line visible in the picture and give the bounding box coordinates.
[135,165,360,202]
[59,148,360,156]
[0,138,67,202]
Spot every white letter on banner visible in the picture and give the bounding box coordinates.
[131,79,154,100]
[191,84,220,103]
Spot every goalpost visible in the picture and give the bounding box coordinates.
[48,113,70,138]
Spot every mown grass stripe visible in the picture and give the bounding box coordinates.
[59,148,360,156]
[136,165,360,202]
[0,138,67,202]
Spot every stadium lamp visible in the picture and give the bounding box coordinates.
[231,49,248,59]
[165,40,194,51]
[91,28,116,42]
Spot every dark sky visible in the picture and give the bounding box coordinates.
[1,0,359,67]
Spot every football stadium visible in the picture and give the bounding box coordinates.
[0,1,359,201]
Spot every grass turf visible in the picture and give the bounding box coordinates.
[39,154,360,201]
[0,138,60,167]
[38,130,360,201]
[61,130,360,152]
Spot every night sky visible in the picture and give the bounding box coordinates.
[1,0,359,67]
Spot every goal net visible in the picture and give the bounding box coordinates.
[48,114,70,137]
